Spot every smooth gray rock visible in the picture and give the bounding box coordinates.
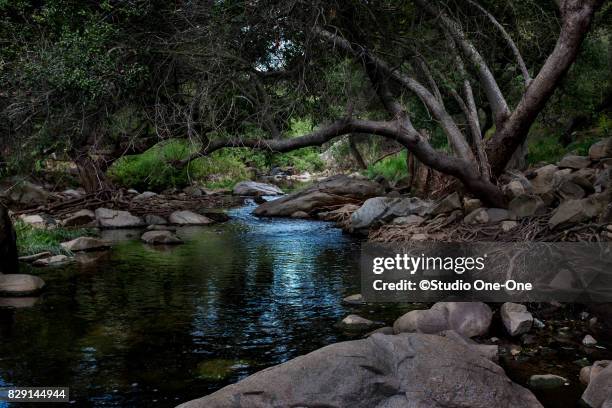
[529,164,558,195]
[350,196,432,232]
[32,255,71,267]
[233,181,283,196]
[133,191,157,201]
[0,203,18,274]
[62,209,96,227]
[589,137,612,160]
[342,294,364,305]
[60,237,110,252]
[95,208,144,229]
[4,180,50,205]
[144,214,168,225]
[253,175,384,217]
[431,192,462,215]
[549,194,608,228]
[558,155,591,169]
[169,210,213,225]
[394,302,492,338]
[509,195,546,218]
[141,230,183,245]
[337,314,376,331]
[528,374,568,390]
[595,168,612,192]
[580,360,611,385]
[487,208,511,223]
[464,208,489,224]
[0,274,45,296]
[582,362,612,407]
[463,198,483,213]
[557,180,586,200]
[501,302,533,336]
[177,333,542,408]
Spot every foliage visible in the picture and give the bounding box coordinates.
[366,151,408,182]
[14,220,95,256]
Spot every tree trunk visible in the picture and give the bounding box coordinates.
[0,203,18,274]
[75,153,111,194]
[348,134,367,169]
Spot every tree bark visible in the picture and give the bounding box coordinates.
[348,135,367,169]
[0,203,18,274]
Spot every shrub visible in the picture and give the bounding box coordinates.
[366,151,408,182]
[14,221,95,256]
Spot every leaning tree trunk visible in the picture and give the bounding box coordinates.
[0,202,18,274]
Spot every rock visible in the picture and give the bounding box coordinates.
[431,192,462,215]
[253,175,384,217]
[144,214,167,225]
[18,252,51,263]
[60,237,110,252]
[342,294,364,305]
[392,215,425,225]
[464,208,489,224]
[393,302,492,338]
[0,297,39,309]
[141,230,183,245]
[132,191,157,201]
[0,274,45,296]
[528,164,558,195]
[580,361,611,385]
[509,195,546,218]
[32,255,70,267]
[549,194,608,228]
[501,221,518,232]
[533,318,545,329]
[595,168,612,192]
[183,186,203,197]
[501,302,533,336]
[350,196,432,232]
[464,198,483,213]
[337,314,376,331]
[62,188,85,198]
[169,210,214,225]
[487,208,511,223]
[0,204,19,274]
[146,225,177,231]
[589,137,612,160]
[557,180,586,200]
[233,181,283,196]
[177,333,542,408]
[558,154,591,169]
[503,180,527,199]
[582,363,612,407]
[363,326,394,337]
[95,208,144,229]
[19,214,47,228]
[4,180,50,205]
[62,209,96,227]
[410,233,429,241]
[127,188,139,194]
[583,334,598,346]
[439,330,499,362]
[290,211,309,219]
[528,374,568,390]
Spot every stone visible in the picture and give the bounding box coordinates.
[464,208,489,224]
[439,330,499,362]
[549,195,607,228]
[233,181,283,196]
[431,192,462,215]
[342,294,364,305]
[595,168,612,192]
[350,196,432,232]
[337,314,376,331]
[62,188,85,198]
[0,204,19,274]
[177,333,542,408]
[557,180,586,200]
[589,137,612,160]
[169,210,214,225]
[253,175,384,217]
[410,233,429,241]
[580,361,611,385]
[392,215,425,225]
[95,208,144,229]
[183,186,203,197]
[509,195,546,218]
[394,302,492,338]
[127,189,139,194]
[463,198,483,213]
[5,180,50,205]
[501,302,533,336]
[528,164,558,195]
[32,255,70,267]
[61,237,110,252]
[501,221,518,232]
[364,326,394,337]
[290,211,309,219]
[503,180,527,199]
[18,252,51,263]
[528,374,568,390]
[0,274,45,296]
[558,154,591,169]
[141,230,183,245]
[582,363,612,408]
[144,214,167,225]
[132,191,157,201]
[583,334,598,346]
[19,214,47,228]
[62,209,96,227]
[146,225,177,231]
[0,297,39,309]
[487,208,511,223]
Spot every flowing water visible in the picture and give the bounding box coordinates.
[0,200,411,407]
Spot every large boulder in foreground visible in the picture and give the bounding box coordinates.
[177,332,542,408]
[253,175,384,217]
[0,203,18,274]
[233,181,283,196]
[582,362,612,408]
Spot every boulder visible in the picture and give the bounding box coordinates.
[95,208,144,229]
[4,180,50,206]
[595,168,612,193]
[503,180,528,199]
[583,334,598,346]
[32,255,70,267]
[486,208,511,223]
[177,332,542,408]
[60,237,110,252]
[169,210,213,225]
[528,374,568,390]
[582,363,612,408]
[0,204,19,274]
[19,214,48,228]
[0,274,45,296]
[501,221,519,232]
[580,361,611,385]
[337,314,376,331]
[350,196,432,232]
[501,302,533,336]
[393,302,492,338]
[589,137,612,160]
[62,209,96,227]
[464,208,489,224]
[557,180,586,200]
[464,198,483,213]
[431,192,462,215]
[132,191,157,201]
[558,154,591,169]
[549,194,608,228]
[183,186,203,197]
[233,181,283,196]
[0,297,39,309]
[290,211,309,219]
[144,214,168,225]
[528,164,558,195]
[141,230,183,245]
[342,294,364,305]
[509,195,545,219]
[253,175,384,217]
